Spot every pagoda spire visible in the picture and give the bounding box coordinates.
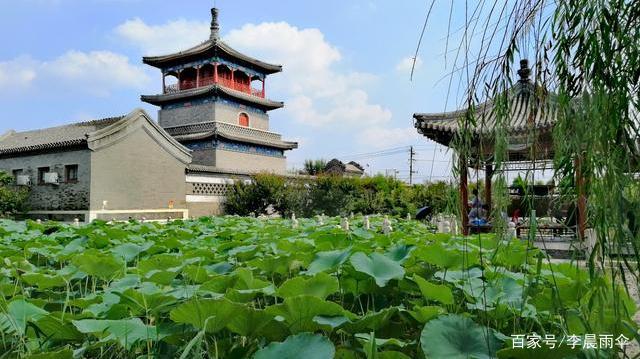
[210,7,220,40]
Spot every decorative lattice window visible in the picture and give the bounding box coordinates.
[191,182,230,196]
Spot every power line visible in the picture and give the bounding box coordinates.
[335,146,411,161]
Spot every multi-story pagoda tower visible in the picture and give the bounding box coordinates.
[141,8,297,174]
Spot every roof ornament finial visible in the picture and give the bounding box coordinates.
[210,7,220,41]
[517,59,531,83]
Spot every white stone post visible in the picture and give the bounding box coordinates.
[507,221,517,240]
[341,217,350,231]
[382,216,393,235]
[442,220,451,234]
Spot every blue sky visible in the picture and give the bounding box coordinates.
[0,0,495,182]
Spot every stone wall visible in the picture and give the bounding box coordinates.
[0,149,91,210]
[89,123,188,211]
[214,149,286,174]
[158,103,215,128]
[158,99,270,131]
[185,173,250,218]
[187,201,224,217]
[214,102,269,130]
[191,148,216,166]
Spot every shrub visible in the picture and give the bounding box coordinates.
[225,173,454,218]
[0,171,30,217]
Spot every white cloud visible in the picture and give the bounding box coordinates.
[0,57,38,90]
[113,18,393,128]
[0,51,149,96]
[226,22,392,127]
[44,50,149,95]
[115,17,209,55]
[358,126,422,149]
[396,56,423,74]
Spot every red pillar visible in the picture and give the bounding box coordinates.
[196,67,200,88]
[460,154,469,235]
[214,63,218,83]
[231,69,235,89]
[261,77,265,98]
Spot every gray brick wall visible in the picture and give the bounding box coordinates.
[0,150,91,210]
[191,149,216,166]
[158,100,270,131]
[158,103,215,128]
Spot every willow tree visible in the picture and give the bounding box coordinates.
[417,0,640,353]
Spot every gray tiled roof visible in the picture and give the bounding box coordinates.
[0,117,124,155]
[143,39,282,74]
[167,121,298,150]
[187,164,253,176]
[414,82,558,143]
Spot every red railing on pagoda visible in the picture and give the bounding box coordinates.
[165,74,265,98]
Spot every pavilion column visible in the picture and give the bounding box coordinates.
[261,77,265,97]
[485,164,493,215]
[162,73,166,93]
[196,67,201,88]
[575,155,587,241]
[214,63,219,83]
[459,154,469,235]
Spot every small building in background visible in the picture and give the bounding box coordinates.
[324,159,365,178]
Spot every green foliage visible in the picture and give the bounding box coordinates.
[420,314,501,359]
[0,171,29,216]
[303,159,328,175]
[0,216,634,357]
[254,333,335,359]
[349,252,405,287]
[225,173,455,217]
[224,173,287,216]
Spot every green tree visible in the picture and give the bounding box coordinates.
[302,159,327,176]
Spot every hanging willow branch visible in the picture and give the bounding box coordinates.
[415,0,640,352]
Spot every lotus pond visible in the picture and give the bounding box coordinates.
[0,217,636,358]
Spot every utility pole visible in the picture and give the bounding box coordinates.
[409,146,417,185]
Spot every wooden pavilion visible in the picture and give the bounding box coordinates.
[413,60,587,238]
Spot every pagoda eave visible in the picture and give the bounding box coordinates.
[140,85,284,111]
[174,131,298,150]
[142,40,282,75]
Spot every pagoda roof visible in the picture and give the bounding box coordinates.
[140,84,284,111]
[414,79,558,149]
[165,121,298,150]
[142,9,281,75]
[415,82,557,136]
[143,40,282,75]
[0,116,124,155]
